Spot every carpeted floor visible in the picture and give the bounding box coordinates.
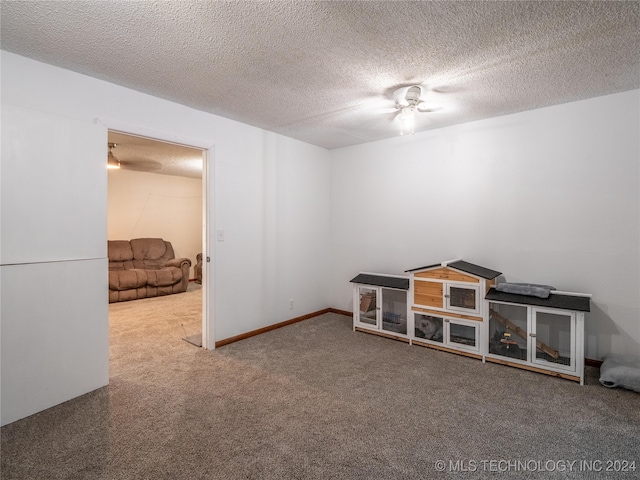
[2,285,639,479]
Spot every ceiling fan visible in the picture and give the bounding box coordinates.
[107,143,120,169]
[392,85,438,135]
[107,142,162,172]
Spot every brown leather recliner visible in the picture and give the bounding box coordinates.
[195,253,203,284]
[108,238,191,303]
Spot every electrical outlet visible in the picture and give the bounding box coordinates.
[289,299,294,310]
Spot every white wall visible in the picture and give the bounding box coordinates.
[1,51,331,423]
[108,169,203,278]
[215,131,331,338]
[329,90,640,359]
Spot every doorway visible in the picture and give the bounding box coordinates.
[105,127,213,349]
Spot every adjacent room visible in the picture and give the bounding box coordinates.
[107,132,205,348]
[1,2,638,479]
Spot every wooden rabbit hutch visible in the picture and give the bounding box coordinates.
[351,259,591,384]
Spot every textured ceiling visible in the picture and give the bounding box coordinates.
[1,0,639,153]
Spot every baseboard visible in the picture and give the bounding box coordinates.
[327,308,352,317]
[215,308,332,348]
[585,358,603,368]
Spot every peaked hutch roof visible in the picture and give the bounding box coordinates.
[406,260,501,280]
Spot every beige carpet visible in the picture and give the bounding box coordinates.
[2,286,639,479]
[109,282,203,367]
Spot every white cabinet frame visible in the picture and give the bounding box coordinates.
[485,298,587,384]
[413,311,483,359]
[351,273,410,340]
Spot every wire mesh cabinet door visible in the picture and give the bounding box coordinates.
[488,302,529,363]
[445,282,481,315]
[446,318,481,353]
[355,285,379,329]
[530,308,576,372]
[380,287,408,335]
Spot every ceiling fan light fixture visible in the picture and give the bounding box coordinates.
[107,143,120,169]
[400,106,415,136]
[392,85,430,136]
[405,85,422,106]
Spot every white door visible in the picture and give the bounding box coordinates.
[1,105,108,426]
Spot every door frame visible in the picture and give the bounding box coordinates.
[98,118,215,349]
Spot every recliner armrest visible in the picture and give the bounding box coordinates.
[166,257,192,269]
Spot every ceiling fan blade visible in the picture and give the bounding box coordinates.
[376,106,399,115]
[119,159,163,172]
[430,84,465,94]
[417,98,446,112]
